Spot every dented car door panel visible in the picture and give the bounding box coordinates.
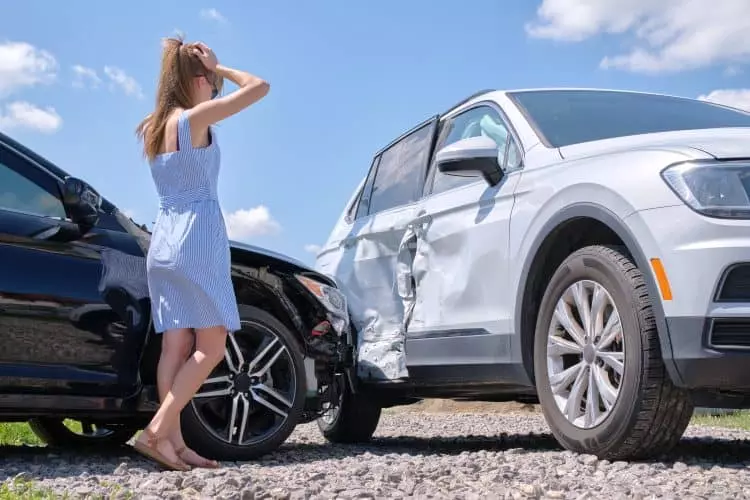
[403,104,525,373]
[345,205,420,381]
[405,174,521,367]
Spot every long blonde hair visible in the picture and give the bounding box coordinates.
[136,36,222,160]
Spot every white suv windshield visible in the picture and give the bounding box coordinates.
[509,89,750,148]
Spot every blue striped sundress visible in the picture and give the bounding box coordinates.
[145,109,241,334]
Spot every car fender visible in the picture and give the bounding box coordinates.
[512,201,679,380]
[509,147,696,340]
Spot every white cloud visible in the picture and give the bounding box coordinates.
[724,65,743,77]
[0,41,57,97]
[304,244,322,255]
[0,101,62,134]
[200,8,227,23]
[697,89,750,112]
[224,206,281,241]
[103,66,143,99]
[72,64,101,88]
[526,0,750,73]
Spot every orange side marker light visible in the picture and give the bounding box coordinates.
[650,258,673,301]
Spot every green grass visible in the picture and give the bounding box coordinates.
[0,423,41,447]
[691,410,750,431]
[0,478,65,500]
[0,411,748,450]
[0,420,90,446]
[0,420,88,447]
[0,477,134,500]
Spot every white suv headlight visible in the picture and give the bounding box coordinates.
[661,162,750,219]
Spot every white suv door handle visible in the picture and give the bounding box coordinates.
[414,212,432,225]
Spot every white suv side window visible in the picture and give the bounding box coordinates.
[429,106,512,195]
[0,161,66,219]
[367,123,432,215]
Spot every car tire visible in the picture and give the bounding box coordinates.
[180,305,307,461]
[316,378,382,444]
[28,418,139,449]
[533,244,693,460]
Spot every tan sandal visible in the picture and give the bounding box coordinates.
[132,429,191,471]
[175,446,220,469]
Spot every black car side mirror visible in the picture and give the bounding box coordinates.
[62,176,102,230]
[435,136,504,186]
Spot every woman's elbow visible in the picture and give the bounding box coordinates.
[257,80,270,98]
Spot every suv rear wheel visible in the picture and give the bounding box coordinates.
[533,245,693,460]
[317,376,381,444]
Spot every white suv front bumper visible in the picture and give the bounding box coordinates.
[626,204,750,390]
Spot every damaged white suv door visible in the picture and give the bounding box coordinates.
[316,118,439,381]
[317,103,525,382]
[406,104,524,372]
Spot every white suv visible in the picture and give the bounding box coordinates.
[314,88,750,460]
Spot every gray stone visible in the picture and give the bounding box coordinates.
[9,413,750,499]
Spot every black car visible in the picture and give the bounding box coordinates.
[0,131,353,461]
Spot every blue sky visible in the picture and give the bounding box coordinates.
[1,0,749,265]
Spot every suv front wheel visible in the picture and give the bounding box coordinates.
[533,245,693,460]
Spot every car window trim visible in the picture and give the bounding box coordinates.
[423,101,524,196]
[0,205,70,223]
[344,184,364,224]
[365,117,439,217]
[440,100,525,166]
[372,114,439,158]
[355,154,381,219]
[0,136,118,215]
[0,144,69,219]
[0,140,128,233]
[348,99,525,218]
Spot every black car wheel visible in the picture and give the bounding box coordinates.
[180,305,306,461]
[317,375,381,444]
[533,245,693,460]
[28,418,139,448]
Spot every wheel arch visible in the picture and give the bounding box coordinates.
[514,202,677,385]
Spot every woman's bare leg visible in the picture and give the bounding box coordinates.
[136,325,228,455]
[135,327,192,466]
[157,329,218,467]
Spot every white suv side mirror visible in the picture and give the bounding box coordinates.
[435,136,503,186]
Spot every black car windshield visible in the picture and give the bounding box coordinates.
[508,89,750,148]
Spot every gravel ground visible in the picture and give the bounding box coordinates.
[3,410,750,499]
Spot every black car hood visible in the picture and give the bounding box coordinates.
[230,240,327,278]
[114,209,329,284]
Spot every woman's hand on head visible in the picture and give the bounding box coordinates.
[187,62,270,130]
[192,42,218,72]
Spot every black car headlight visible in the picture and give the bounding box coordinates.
[296,274,349,335]
[661,161,750,219]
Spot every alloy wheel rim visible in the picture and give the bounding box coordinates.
[191,320,296,446]
[318,378,343,425]
[319,399,339,425]
[546,280,625,429]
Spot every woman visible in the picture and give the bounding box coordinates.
[134,36,269,471]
